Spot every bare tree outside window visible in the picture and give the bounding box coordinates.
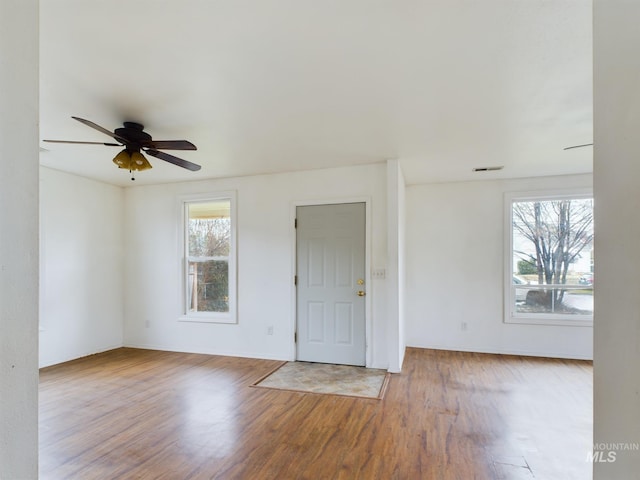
[189,217,230,258]
[187,201,231,313]
[511,196,594,317]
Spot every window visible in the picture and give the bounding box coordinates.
[505,190,593,326]
[181,193,237,323]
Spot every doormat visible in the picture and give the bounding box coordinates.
[252,361,389,399]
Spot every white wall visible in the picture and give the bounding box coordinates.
[0,0,39,476]
[398,169,406,365]
[593,1,640,476]
[386,159,407,372]
[123,163,392,369]
[405,173,593,359]
[39,167,125,367]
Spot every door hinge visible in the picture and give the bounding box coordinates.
[294,218,297,228]
[294,331,297,343]
[294,275,297,286]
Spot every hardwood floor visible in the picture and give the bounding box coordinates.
[39,348,592,479]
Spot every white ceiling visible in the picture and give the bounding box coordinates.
[39,0,592,187]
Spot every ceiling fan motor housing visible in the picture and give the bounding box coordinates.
[115,122,151,152]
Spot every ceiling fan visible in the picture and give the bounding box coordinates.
[43,116,201,180]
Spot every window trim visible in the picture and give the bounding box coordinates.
[504,188,593,327]
[178,191,237,324]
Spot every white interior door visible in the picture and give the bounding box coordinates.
[296,203,366,366]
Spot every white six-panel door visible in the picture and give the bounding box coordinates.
[296,203,366,366]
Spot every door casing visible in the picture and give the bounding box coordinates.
[290,197,372,367]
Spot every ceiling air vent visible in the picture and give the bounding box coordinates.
[473,166,504,172]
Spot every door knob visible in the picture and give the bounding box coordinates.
[357,291,366,297]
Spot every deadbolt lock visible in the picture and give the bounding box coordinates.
[357,278,365,285]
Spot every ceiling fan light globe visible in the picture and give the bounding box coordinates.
[131,151,152,171]
[113,150,131,169]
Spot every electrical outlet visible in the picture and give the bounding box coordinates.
[461,322,468,331]
[267,326,274,335]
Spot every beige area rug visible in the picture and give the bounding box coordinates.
[253,361,389,399]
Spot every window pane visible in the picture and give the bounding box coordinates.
[187,199,231,314]
[188,260,229,313]
[188,201,230,257]
[511,197,594,318]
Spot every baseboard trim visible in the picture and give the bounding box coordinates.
[123,342,291,362]
[39,343,125,369]
[405,343,593,361]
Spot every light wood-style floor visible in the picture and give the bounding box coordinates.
[39,348,592,479]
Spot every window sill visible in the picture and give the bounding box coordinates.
[505,315,593,327]
[178,314,237,325]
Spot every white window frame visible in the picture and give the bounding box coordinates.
[179,191,237,324]
[504,188,593,327]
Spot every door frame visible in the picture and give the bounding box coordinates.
[290,197,372,367]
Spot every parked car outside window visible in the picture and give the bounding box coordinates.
[579,273,594,285]
[513,275,530,302]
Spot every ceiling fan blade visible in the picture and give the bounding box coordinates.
[43,139,121,146]
[564,143,594,150]
[145,149,201,171]
[142,139,197,151]
[72,116,129,144]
